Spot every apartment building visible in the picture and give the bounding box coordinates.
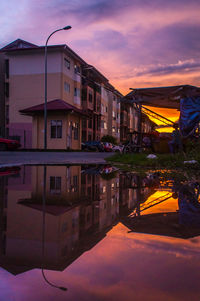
[120,101,139,142]
[107,85,121,143]
[0,39,122,149]
[0,39,88,149]
[101,84,121,143]
[120,99,156,143]
[81,66,108,142]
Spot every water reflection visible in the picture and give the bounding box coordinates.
[0,165,121,276]
[0,165,200,278]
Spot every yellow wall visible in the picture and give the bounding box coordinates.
[33,112,82,150]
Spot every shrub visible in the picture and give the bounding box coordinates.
[101,135,117,145]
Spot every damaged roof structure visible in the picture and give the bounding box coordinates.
[123,85,200,136]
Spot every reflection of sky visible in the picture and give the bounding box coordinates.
[141,191,178,215]
[1,0,200,113]
[1,223,200,301]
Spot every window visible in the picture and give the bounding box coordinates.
[74,123,79,140]
[74,87,80,97]
[5,83,9,98]
[5,105,9,124]
[82,119,87,129]
[5,59,9,79]
[64,82,70,93]
[73,175,78,192]
[74,64,80,74]
[106,106,108,113]
[97,96,101,112]
[73,175,78,186]
[51,120,62,138]
[88,118,92,129]
[88,91,93,103]
[64,58,70,69]
[50,176,61,194]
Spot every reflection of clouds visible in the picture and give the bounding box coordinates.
[1,223,200,300]
[109,224,200,260]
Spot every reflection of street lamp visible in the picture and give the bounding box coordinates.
[44,26,72,149]
[42,166,67,291]
[41,269,67,291]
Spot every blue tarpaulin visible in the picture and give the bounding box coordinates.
[179,97,200,137]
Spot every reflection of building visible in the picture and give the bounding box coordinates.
[0,165,120,275]
[119,173,157,217]
[3,165,197,275]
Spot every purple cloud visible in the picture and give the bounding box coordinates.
[1,0,200,93]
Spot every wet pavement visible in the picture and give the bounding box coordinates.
[0,165,200,301]
[0,151,112,167]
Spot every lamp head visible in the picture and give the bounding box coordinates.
[63,26,72,30]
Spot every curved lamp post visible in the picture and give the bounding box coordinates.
[44,26,72,149]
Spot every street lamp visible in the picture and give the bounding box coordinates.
[44,26,72,149]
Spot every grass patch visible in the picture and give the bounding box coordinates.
[106,152,200,170]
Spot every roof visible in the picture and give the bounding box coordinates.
[84,64,109,83]
[1,39,87,65]
[19,99,87,116]
[124,85,200,109]
[1,39,110,83]
[0,38,38,50]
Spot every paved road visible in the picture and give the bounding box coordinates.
[0,151,112,167]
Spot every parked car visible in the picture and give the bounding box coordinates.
[0,166,21,176]
[0,138,21,151]
[81,141,104,152]
[112,144,124,153]
[102,142,113,152]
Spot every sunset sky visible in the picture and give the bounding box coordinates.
[1,0,199,123]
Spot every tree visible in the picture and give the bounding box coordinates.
[101,135,117,145]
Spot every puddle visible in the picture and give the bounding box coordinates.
[0,165,200,301]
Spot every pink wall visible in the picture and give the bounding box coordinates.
[8,122,32,148]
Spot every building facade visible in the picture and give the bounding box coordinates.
[0,39,122,149]
[0,38,158,149]
[101,84,121,143]
[1,39,86,149]
[120,100,156,143]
